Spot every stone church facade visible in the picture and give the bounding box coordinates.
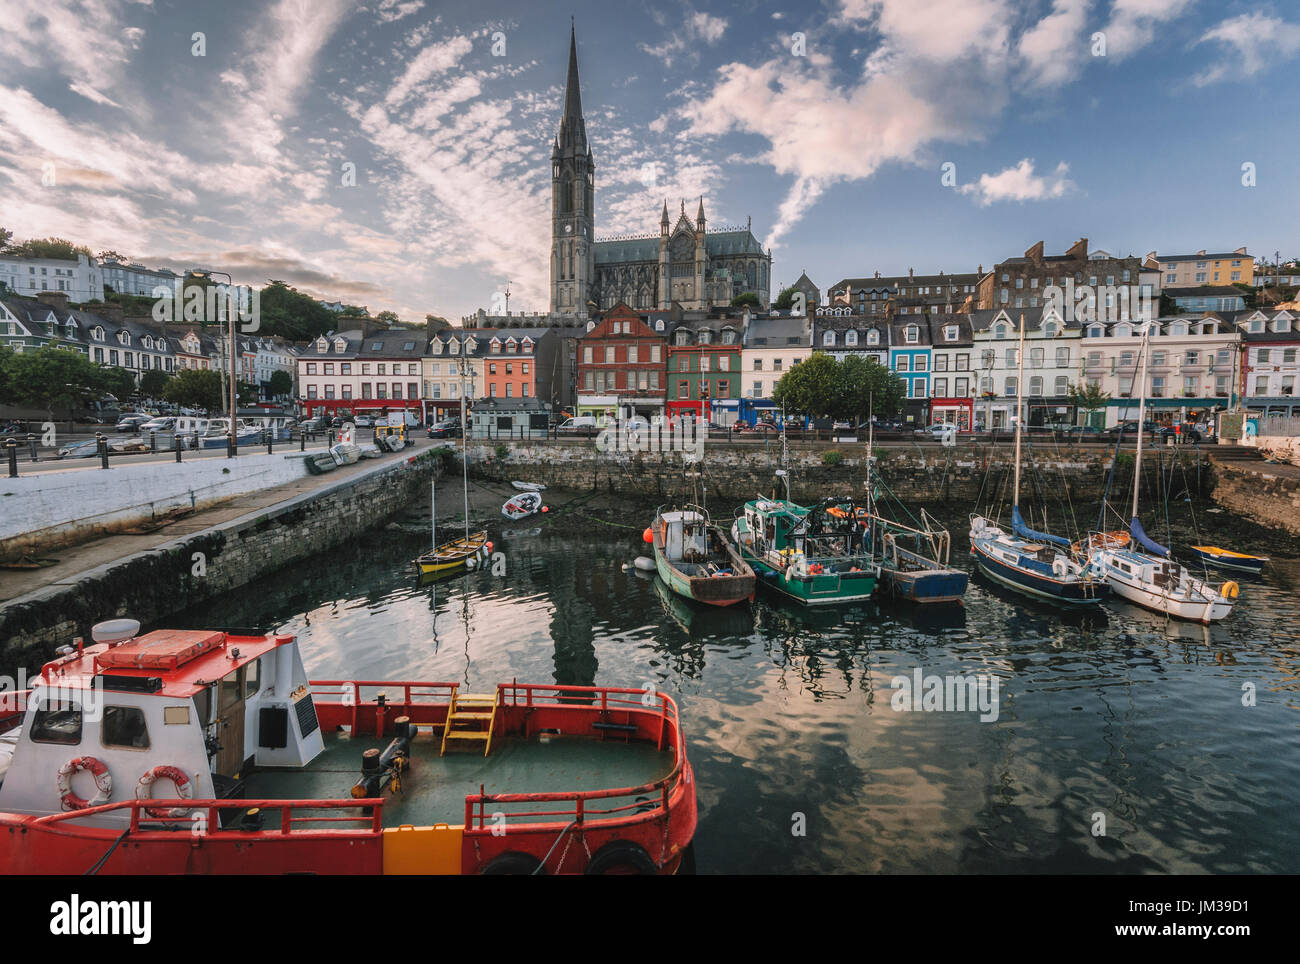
[548,28,771,318]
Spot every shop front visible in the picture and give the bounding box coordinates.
[929,397,973,432]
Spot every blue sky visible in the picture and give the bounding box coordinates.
[2,0,1297,322]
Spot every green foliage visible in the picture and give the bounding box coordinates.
[821,450,843,467]
[0,236,92,260]
[94,366,137,402]
[3,344,105,413]
[771,351,905,422]
[1230,282,1257,308]
[730,292,761,309]
[773,287,798,310]
[494,443,509,461]
[268,370,293,398]
[375,310,400,327]
[259,281,337,341]
[1066,380,1110,415]
[163,368,224,412]
[140,369,172,399]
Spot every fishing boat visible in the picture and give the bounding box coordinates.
[0,620,696,874]
[1187,545,1268,574]
[649,504,755,607]
[413,408,489,576]
[968,313,1107,605]
[732,495,878,605]
[1088,324,1238,623]
[502,491,543,520]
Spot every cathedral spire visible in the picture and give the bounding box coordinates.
[563,21,583,127]
[696,196,706,229]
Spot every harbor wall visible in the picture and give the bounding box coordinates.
[0,448,448,674]
[0,451,311,560]
[1210,458,1300,538]
[464,439,1211,507]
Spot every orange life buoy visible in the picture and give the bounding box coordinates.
[136,765,194,819]
[56,756,112,812]
[1220,581,1239,600]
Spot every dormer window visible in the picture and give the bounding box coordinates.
[867,329,880,345]
[1043,322,1057,337]
[655,319,665,331]
[698,330,711,345]
[333,338,345,352]
[845,330,858,346]
[1249,320,1264,333]
[92,326,104,341]
[721,329,737,345]
[490,338,501,353]
[905,325,919,344]
[994,324,1007,339]
[674,329,691,346]
[315,337,328,351]
[432,340,443,354]
[505,338,517,352]
[521,338,534,353]
[945,325,958,341]
[822,331,836,346]
[449,339,460,354]
[1273,318,1289,333]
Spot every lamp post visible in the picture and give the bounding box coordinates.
[193,269,238,444]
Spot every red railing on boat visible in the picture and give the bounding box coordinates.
[309,680,461,734]
[464,682,688,835]
[30,797,386,834]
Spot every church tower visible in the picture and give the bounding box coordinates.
[550,24,595,318]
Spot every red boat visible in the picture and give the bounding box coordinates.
[0,621,697,875]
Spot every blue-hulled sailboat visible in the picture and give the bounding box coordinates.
[968,313,1108,605]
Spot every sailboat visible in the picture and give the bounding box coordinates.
[1087,323,1238,623]
[414,387,489,576]
[968,313,1107,604]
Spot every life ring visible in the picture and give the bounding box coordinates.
[1220,581,1239,600]
[56,757,112,812]
[136,765,193,819]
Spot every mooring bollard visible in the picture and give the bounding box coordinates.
[193,430,200,451]
[97,434,109,470]
[226,432,235,458]
[27,433,37,462]
[266,429,272,455]
[150,430,157,454]
[328,430,335,447]
[299,430,306,452]
[174,435,183,463]
[6,439,17,478]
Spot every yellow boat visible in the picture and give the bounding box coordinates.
[414,531,489,576]
[1189,545,1268,574]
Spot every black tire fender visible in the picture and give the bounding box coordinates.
[481,850,546,875]
[584,840,659,875]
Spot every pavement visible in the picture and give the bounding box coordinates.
[0,436,443,604]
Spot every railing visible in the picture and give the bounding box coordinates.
[31,797,385,834]
[464,683,687,834]
[310,680,460,733]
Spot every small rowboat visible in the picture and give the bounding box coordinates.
[511,481,546,492]
[503,492,543,520]
[1188,545,1269,574]
[414,531,489,576]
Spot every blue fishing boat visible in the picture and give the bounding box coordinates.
[967,313,1107,605]
[1187,545,1268,574]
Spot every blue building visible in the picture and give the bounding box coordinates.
[889,320,932,425]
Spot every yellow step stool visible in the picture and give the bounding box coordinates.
[440,692,498,757]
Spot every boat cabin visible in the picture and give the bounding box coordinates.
[0,621,321,826]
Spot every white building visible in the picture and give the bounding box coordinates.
[0,253,103,303]
[741,313,811,399]
[100,259,181,298]
[970,308,1083,429]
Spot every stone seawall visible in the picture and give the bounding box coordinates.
[0,448,449,674]
[464,439,1211,507]
[1210,457,1300,538]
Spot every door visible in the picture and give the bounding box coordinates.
[215,668,247,777]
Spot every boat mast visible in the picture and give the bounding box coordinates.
[1130,321,1152,521]
[459,357,471,545]
[1012,312,1026,511]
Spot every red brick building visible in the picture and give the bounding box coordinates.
[576,303,667,418]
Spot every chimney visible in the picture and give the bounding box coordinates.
[36,291,70,311]
[1066,238,1088,260]
[1197,249,1207,257]
[908,268,914,281]
[1025,240,1045,264]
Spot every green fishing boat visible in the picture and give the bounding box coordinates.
[730,496,879,606]
[651,504,756,607]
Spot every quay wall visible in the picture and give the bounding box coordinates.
[0,448,447,674]
[464,439,1212,507]
[1210,458,1300,538]
[0,451,312,560]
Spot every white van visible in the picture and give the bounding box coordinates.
[385,411,421,428]
[558,416,598,432]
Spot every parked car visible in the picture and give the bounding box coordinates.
[427,419,463,439]
[138,417,176,434]
[918,422,957,440]
[298,417,328,433]
[353,415,375,428]
[1101,420,1157,438]
[557,416,598,433]
[116,414,150,433]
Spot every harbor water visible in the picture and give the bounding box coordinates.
[173,487,1300,874]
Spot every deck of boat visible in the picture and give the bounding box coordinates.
[243,729,674,828]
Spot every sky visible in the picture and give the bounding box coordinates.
[2,0,1297,324]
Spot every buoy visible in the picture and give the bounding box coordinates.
[642,528,653,544]
[485,541,494,552]
[634,556,656,571]
[542,506,549,513]
[621,563,632,571]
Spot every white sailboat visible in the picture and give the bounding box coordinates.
[1088,321,1238,623]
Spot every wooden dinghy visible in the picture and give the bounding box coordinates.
[413,531,489,576]
[1188,545,1268,574]
[502,491,543,520]
[651,505,755,607]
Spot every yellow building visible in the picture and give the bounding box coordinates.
[1154,248,1252,288]
[423,330,485,421]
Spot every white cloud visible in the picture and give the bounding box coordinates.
[0,0,145,96]
[959,158,1076,205]
[376,0,424,24]
[640,8,729,67]
[68,82,123,109]
[1099,0,1193,61]
[1192,12,1300,86]
[1018,0,1092,86]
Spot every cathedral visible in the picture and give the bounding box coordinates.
[549,26,772,318]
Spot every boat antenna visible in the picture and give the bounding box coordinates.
[1012,312,1026,513]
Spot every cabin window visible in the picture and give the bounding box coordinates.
[193,684,215,724]
[245,658,261,699]
[30,702,82,745]
[102,706,150,750]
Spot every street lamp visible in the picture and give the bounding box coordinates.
[191,269,237,441]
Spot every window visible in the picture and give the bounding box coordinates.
[1258,349,1271,364]
[583,346,593,364]
[489,363,497,374]
[1151,351,1166,367]
[1005,376,1018,396]
[700,356,710,373]
[912,377,927,398]
[994,324,1007,339]
[719,356,730,372]
[1254,376,1268,395]
[1186,351,1199,365]
[324,363,334,375]
[30,701,82,744]
[102,706,150,749]
[914,355,928,372]
[377,363,386,375]
[307,362,317,375]
[678,380,689,399]
[324,385,335,399]
[342,386,353,400]
[628,346,638,364]
[774,359,783,371]
[1030,347,1044,369]
[945,325,958,341]
[604,346,615,363]
[651,345,661,363]
[1056,346,1069,367]
[896,356,910,372]
[1151,376,1165,397]
[934,378,948,396]
[1029,376,1043,396]
[1005,348,1017,367]
[956,377,969,396]
[934,355,949,372]
[307,385,318,399]
[956,354,969,371]
[754,358,763,371]
[1054,375,1068,396]
[408,382,419,400]
[823,331,835,346]
[905,325,919,344]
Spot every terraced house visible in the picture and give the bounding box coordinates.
[970,308,1083,430]
[356,329,426,419]
[656,310,743,421]
[1234,308,1300,419]
[889,319,933,425]
[812,306,889,366]
[576,303,665,419]
[928,316,976,432]
[425,329,484,421]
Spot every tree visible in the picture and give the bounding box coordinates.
[425,313,451,332]
[163,368,224,412]
[140,369,173,399]
[4,237,92,260]
[94,366,138,404]
[0,227,12,251]
[1067,380,1110,426]
[730,292,761,309]
[4,344,104,416]
[773,287,798,310]
[259,280,335,341]
[772,351,904,422]
[375,310,400,327]
[268,370,293,398]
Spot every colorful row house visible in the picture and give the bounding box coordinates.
[575,303,666,420]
